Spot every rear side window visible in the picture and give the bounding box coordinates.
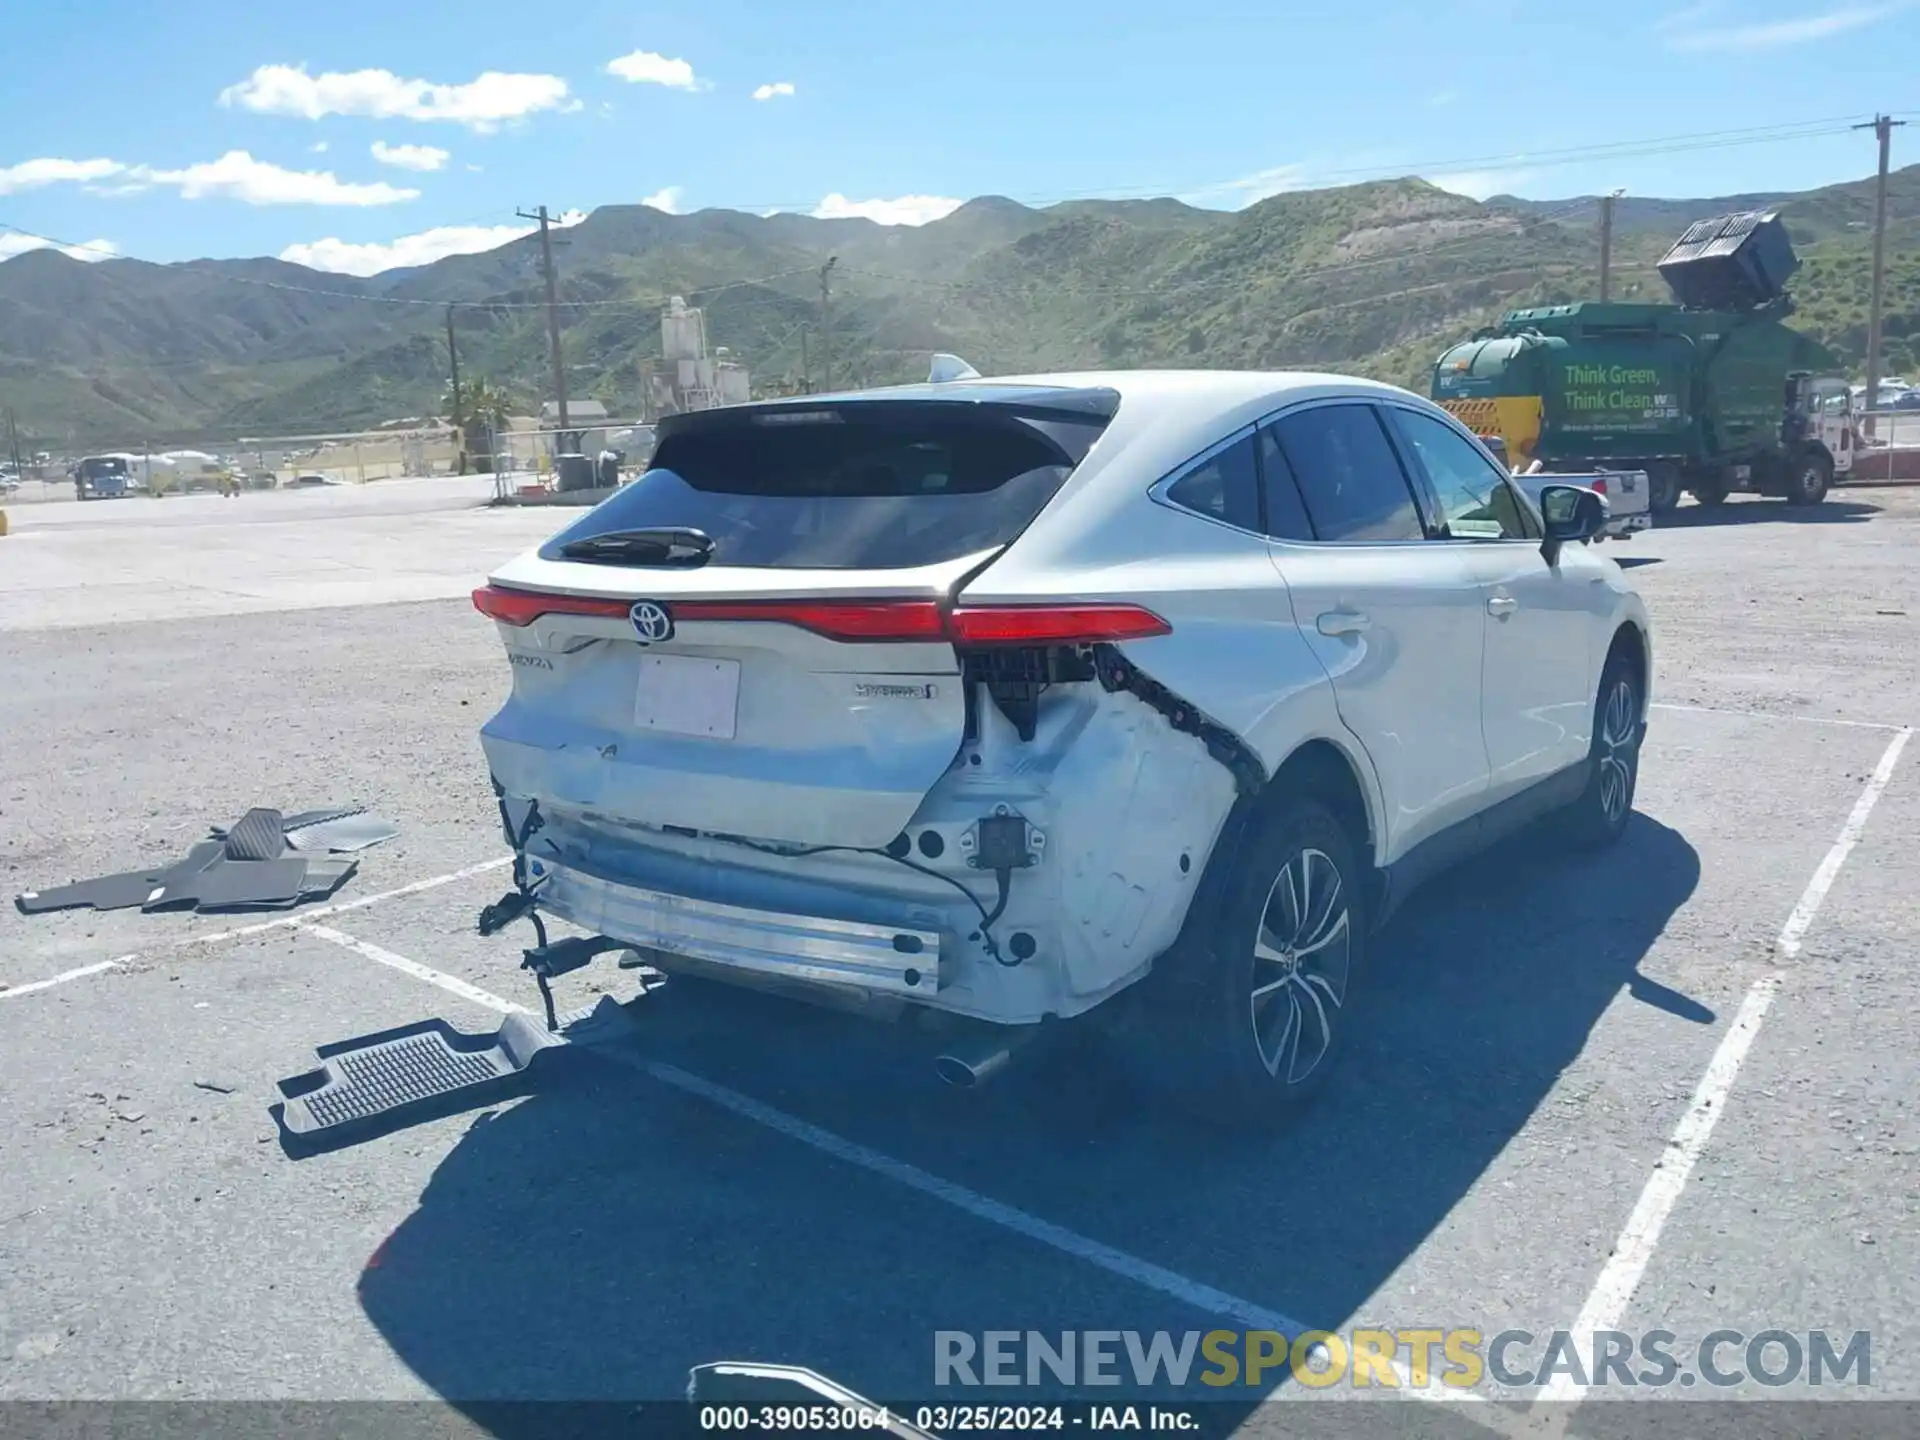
[1256,427,1316,541]
[1270,404,1427,543]
[546,399,1112,570]
[1164,433,1260,531]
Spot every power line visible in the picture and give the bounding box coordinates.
[702,112,1913,214]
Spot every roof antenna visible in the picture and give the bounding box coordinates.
[928,353,981,383]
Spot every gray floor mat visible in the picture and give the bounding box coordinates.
[284,813,400,853]
[280,805,366,831]
[297,857,359,898]
[222,808,287,861]
[16,841,226,914]
[160,857,311,911]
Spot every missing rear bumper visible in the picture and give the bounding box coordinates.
[528,854,945,997]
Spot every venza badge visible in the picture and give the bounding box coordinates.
[629,600,674,644]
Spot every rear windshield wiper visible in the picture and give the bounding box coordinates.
[559,527,716,567]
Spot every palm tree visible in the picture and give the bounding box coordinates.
[449,378,515,473]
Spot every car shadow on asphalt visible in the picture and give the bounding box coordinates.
[350,814,1701,1415]
[1658,498,1880,527]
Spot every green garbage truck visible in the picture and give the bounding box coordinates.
[1433,210,1855,514]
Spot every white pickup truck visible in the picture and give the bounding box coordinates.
[1514,466,1651,542]
[1478,438,1652,540]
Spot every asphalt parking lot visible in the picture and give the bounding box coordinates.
[2,479,1916,1433]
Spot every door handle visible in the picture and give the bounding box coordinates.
[1316,608,1371,636]
[1486,594,1519,619]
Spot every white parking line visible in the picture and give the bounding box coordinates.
[1651,701,1906,732]
[0,855,512,1001]
[0,959,121,1000]
[292,918,1505,1416]
[1535,725,1911,1411]
[1777,728,1912,958]
[298,923,534,1016]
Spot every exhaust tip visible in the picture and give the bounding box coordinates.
[933,1053,984,1089]
[934,1043,1019,1089]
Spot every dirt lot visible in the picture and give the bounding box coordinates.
[1,479,1915,1436]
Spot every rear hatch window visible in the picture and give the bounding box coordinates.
[541,389,1119,571]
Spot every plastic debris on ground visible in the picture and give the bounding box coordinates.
[14,803,398,916]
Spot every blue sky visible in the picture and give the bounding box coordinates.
[1,0,1915,275]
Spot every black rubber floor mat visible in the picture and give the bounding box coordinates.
[16,841,225,914]
[161,857,311,912]
[222,808,286,861]
[273,996,635,1150]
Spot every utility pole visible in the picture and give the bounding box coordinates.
[517,205,570,440]
[799,327,812,393]
[1598,189,1622,302]
[818,257,838,394]
[445,304,466,474]
[1855,114,1906,435]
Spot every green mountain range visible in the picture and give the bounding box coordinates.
[3,164,1916,449]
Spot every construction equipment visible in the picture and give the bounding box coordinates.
[1433,211,1855,513]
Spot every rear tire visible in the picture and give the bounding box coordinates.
[1690,471,1729,506]
[1646,463,1683,516]
[1145,797,1368,1127]
[1562,652,1643,849]
[1785,449,1831,506]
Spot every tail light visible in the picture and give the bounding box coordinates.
[1590,476,1608,495]
[668,598,946,642]
[475,585,1171,644]
[946,603,1171,645]
[472,585,630,626]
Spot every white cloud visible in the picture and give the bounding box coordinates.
[310,141,330,154]
[1180,163,1312,210]
[371,140,450,172]
[1428,168,1537,200]
[282,208,585,275]
[0,151,415,206]
[812,192,962,226]
[220,63,574,132]
[280,223,534,275]
[641,185,685,213]
[0,232,119,263]
[0,157,124,194]
[137,151,417,205]
[752,81,796,101]
[1660,1,1904,51]
[606,50,703,89]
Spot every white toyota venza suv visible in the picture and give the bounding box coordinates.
[474,370,1651,1118]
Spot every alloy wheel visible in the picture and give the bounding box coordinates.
[1598,677,1639,824]
[1250,847,1352,1084]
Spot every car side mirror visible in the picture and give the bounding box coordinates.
[1540,483,1607,564]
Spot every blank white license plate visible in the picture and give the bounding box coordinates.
[634,653,740,739]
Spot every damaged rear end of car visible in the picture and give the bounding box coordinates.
[474,382,1246,1055]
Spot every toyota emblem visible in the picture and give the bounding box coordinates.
[629,600,674,644]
